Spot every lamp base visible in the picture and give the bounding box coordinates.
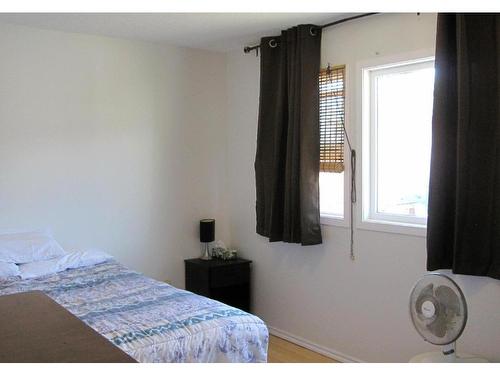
[199,243,212,261]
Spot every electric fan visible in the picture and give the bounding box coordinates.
[408,272,487,362]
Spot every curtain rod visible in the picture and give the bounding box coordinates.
[243,12,379,54]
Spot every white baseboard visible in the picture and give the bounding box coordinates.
[268,326,363,363]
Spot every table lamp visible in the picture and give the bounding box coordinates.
[199,219,215,260]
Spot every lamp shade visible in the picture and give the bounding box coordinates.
[200,219,215,243]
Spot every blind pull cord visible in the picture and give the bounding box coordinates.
[349,149,357,261]
[343,122,357,261]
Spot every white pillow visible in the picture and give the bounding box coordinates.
[0,262,20,279]
[60,249,113,269]
[18,257,60,280]
[0,231,66,264]
[19,249,113,280]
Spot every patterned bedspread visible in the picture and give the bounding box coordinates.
[0,260,268,362]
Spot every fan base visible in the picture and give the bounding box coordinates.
[410,351,488,363]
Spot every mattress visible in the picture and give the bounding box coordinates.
[0,260,268,362]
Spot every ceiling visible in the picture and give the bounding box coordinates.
[0,13,358,51]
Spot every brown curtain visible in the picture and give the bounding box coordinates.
[427,14,500,278]
[254,25,322,245]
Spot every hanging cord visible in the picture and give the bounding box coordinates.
[343,124,357,261]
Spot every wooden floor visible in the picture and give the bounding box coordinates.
[267,335,338,363]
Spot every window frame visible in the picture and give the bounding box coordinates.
[360,55,435,237]
[319,64,349,228]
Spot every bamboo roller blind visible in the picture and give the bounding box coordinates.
[319,65,345,173]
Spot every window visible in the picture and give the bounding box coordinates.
[319,65,345,219]
[363,58,434,227]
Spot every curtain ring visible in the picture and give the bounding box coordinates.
[268,39,278,48]
[310,27,318,36]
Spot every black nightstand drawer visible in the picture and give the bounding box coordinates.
[184,258,252,312]
[210,264,249,288]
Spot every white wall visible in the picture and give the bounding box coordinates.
[226,13,500,362]
[0,22,229,286]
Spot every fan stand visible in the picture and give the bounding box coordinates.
[442,342,457,359]
[410,342,488,363]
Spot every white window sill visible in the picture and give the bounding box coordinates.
[320,214,348,228]
[358,218,427,237]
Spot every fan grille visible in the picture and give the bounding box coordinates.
[409,273,467,345]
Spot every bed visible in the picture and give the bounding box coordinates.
[0,259,268,363]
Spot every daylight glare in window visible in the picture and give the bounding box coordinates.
[320,171,344,217]
[372,61,434,222]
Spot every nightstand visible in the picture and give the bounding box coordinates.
[184,258,252,312]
